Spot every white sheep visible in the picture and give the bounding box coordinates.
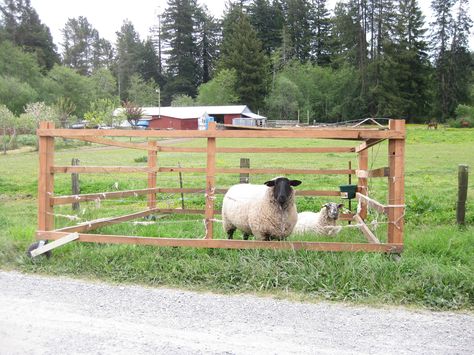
[222,177,302,241]
[292,202,343,236]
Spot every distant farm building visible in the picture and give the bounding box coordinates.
[136,105,266,130]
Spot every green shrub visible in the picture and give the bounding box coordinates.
[134,156,148,163]
[16,134,37,147]
[449,105,474,127]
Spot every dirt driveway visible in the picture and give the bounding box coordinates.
[0,271,472,354]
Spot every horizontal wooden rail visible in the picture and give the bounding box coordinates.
[52,166,152,174]
[51,187,163,205]
[64,136,150,151]
[63,139,356,155]
[52,166,356,175]
[37,231,403,253]
[158,146,356,153]
[51,188,340,205]
[37,128,405,140]
[217,168,355,175]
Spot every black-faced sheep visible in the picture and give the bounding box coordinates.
[222,177,302,241]
[292,202,343,236]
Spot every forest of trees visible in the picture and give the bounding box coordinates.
[0,0,473,132]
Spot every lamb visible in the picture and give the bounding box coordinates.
[292,202,343,236]
[222,177,302,241]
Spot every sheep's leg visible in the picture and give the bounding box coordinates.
[226,227,236,240]
[243,233,250,240]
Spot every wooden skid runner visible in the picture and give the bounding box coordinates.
[37,231,403,254]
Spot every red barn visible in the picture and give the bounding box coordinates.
[138,105,265,130]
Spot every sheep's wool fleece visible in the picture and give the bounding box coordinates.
[222,184,298,240]
[293,210,341,236]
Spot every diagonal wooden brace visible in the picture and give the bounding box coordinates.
[30,232,79,257]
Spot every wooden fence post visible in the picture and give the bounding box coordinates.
[71,158,80,211]
[388,119,405,244]
[358,149,368,219]
[148,140,157,209]
[240,158,250,183]
[38,121,55,231]
[457,164,469,226]
[205,122,217,239]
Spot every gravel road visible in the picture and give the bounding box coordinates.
[0,270,472,354]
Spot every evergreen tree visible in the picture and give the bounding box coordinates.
[0,0,59,70]
[449,0,472,109]
[310,0,331,66]
[115,20,144,101]
[430,0,455,119]
[284,0,313,62]
[162,0,200,100]
[149,10,165,88]
[220,10,269,110]
[365,0,399,116]
[61,16,113,75]
[331,0,369,114]
[138,38,162,86]
[92,37,114,71]
[367,0,396,60]
[195,6,221,83]
[248,0,284,54]
[392,0,431,120]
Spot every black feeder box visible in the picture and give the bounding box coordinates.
[339,184,357,199]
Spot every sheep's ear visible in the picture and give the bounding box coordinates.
[322,203,329,208]
[338,203,344,209]
[264,180,276,187]
[290,180,302,186]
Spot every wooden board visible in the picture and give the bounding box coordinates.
[30,233,79,257]
[37,121,55,231]
[148,140,157,209]
[356,167,389,178]
[205,122,217,239]
[37,127,405,140]
[355,139,385,153]
[36,231,403,253]
[55,208,163,233]
[388,120,405,244]
[158,147,356,154]
[358,149,369,219]
[353,214,380,244]
[64,136,151,151]
[356,193,386,214]
[51,188,340,205]
[51,166,356,176]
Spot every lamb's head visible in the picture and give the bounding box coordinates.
[322,202,343,220]
[264,177,302,207]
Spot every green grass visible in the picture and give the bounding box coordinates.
[0,125,473,310]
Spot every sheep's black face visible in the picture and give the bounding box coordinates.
[264,177,302,207]
[324,202,343,219]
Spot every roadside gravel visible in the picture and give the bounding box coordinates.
[0,270,472,354]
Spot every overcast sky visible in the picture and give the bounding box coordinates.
[30,0,472,50]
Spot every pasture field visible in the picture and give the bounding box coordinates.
[0,125,473,310]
